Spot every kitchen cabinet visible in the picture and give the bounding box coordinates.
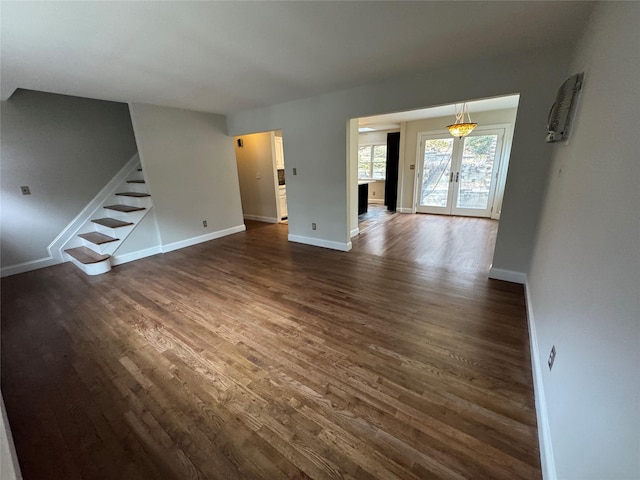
[279,186,288,219]
[358,183,368,215]
[274,137,284,169]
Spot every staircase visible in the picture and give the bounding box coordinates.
[63,165,153,275]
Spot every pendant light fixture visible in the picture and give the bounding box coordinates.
[447,103,477,138]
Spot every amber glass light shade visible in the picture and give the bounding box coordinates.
[447,122,478,138]
[447,102,478,138]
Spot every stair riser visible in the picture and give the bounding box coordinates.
[125,183,148,194]
[64,237,85,251]
[102,208,148,224]
[66,255,112,275]
[112,196,152,208]
[94,223,135,238]
[80,239,116,255]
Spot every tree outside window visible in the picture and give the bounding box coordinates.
[358,144,387,180]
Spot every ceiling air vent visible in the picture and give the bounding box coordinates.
[546,72,584,143]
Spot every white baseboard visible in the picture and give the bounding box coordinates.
[397,207,413,214]
[524,282,556,480]
[162,224,246,254]
[288,234,352,252]
[1,390,22,479]
[111,246,163,266]
[489,267,527,284]
[243,214,278,224]
[350,227,360,238]
[367,199,384,204]
[0,256,60,278]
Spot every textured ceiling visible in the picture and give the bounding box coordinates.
[1,1,594,114]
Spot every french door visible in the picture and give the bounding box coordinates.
[416,128,504,217]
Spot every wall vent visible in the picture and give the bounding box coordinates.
[546,73,584,143]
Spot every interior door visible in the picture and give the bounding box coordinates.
[416,129,504,218]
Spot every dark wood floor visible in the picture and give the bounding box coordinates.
[357,204,396,234]
[355,211,498,274]
[1,214,540,479]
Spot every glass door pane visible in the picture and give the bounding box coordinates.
[452,132,502,217]
[419,138,454,209]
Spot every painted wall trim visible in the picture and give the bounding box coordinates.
[0,256,59,278]
[288,234,352,252]
[524,282,557,480]
[111,246,163,266]
[1,391,22,480]
[489,267,526,284]
[48,153,141,262]
[161,224,246,254]
[350,227,360,238]
[397,207,413,214]
[243,214,278,224]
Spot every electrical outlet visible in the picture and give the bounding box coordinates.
[20,186,31,195]
[311,223,316,230]
[372,191,376,196]
[203,220,208,228]
[548,345,556,371]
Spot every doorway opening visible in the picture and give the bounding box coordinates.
[348,94,520,272]
[233,130,288,228]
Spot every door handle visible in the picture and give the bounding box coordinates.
[455,172,459,182]
[450,172,454,183]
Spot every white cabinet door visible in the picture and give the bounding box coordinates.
[279,190,287,219]
[274,137,285,169]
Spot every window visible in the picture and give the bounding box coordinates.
[358,144,387,180]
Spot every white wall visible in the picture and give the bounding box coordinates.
[0,89,137,268]
[227,46,573,271]
[402,108,517,216]
[358,130,395,145]
[527,3,640,479]
[0,392,21,480]
[129,103,245,249]
[114,209,161,256]
[365,181,385,203]
[234,132,278,222]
